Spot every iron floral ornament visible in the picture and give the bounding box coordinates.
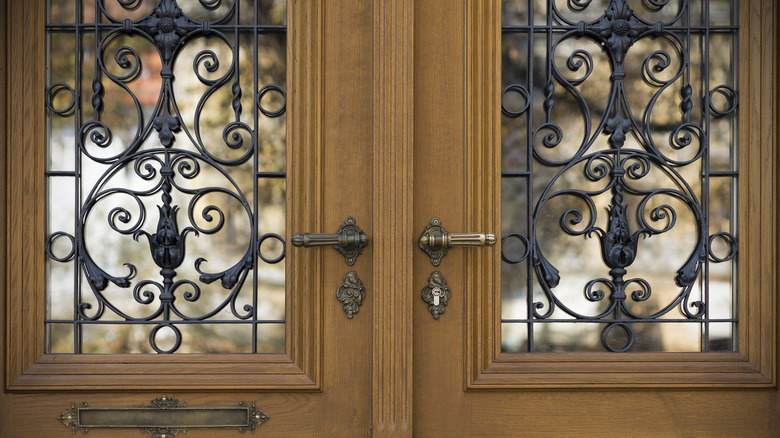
[588,0,645,65]
[140,0,191,64]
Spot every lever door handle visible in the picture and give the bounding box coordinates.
[418,217,496,266]
[292,216,368,265]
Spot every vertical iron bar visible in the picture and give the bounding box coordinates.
[731,0,739,352]
[525,0,536,352]
[72,0,85,354]
[44,0,53,352]
[252,0,260,353]
[702,0,711,352]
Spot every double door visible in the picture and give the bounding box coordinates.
[2,0,778,436]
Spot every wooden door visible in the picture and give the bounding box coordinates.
[412,1,779,436]
[2,1,377,436]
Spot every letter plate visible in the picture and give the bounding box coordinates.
[59,396,268,437]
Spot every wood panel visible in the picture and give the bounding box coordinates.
[412,2,468,436]
[315,0,375,434]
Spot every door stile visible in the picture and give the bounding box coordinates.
[464,0,503,383]
[372,0,415,435]
[741,0,778,380]
[4,0,47,386]
[287,0,325,385]
[1,0,8,408]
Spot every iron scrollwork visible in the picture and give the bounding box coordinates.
[45,0,287,353]
[501,0,739,352]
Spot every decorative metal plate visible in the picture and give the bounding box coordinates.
[418,217,449,266]
[58,396,268,437]
[335,217,369,265]
[337,270,366,318]
[421,271,450,319]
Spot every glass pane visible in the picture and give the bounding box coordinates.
[501,0,738,352]
[48,324,75,353]
[256,323,285,353]
[45,0,287,354]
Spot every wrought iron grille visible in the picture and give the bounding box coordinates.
[501,0,738,352]
[45,0,287,354]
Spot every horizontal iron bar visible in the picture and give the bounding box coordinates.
[501,25,738,33]
[46,23,286,32]
[46,171,78,177]
[256,172,286,178]
[501,318,737,323]
[502,171,531,177]
[46,319,286,325]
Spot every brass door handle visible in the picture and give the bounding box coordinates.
[292,216,368,265]
[418,217,496,266]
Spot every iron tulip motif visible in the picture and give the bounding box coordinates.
[134,176,197,273]
[599,195,638,270]
[137,204,196,271]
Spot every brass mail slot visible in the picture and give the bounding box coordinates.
[59,396,268,436]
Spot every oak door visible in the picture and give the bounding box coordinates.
[2,1,375,436]
[412,1,778,436]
